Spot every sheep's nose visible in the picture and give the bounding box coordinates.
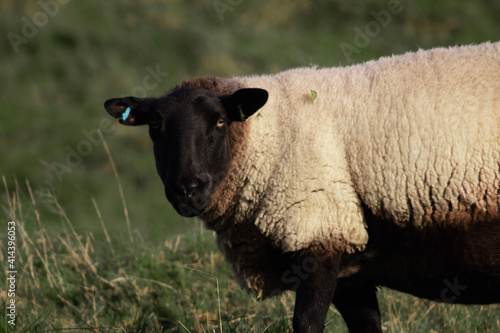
[182,173,211,200]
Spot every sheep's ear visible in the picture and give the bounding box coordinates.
[220,88,268,122]
[104,97,156,126]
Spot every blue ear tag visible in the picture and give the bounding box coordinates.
[121,106,132,121]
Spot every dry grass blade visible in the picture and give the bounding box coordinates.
[14,178,23,223]
[91,196,113,252]
[216,277,222,333]
[109,276,175,291]
[102,138,133,243]
[3,175,15,219]
[178,321,192,332]
[26,179,42,229]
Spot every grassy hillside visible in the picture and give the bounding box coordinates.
[1,0,500,331]
[2,178,500,332]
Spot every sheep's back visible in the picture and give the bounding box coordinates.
[344,42,500,227]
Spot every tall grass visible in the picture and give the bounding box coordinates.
[0,173,298,332]
[2,172,500,332]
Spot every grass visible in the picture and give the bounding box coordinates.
[2,176,500,332]
[0,176,297,332]
[1,0,500,331]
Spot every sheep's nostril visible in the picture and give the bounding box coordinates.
[177,173,212,202]
[185,183,199,199]
[184,181,209,200]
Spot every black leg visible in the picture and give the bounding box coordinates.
[292,253,340,333]
[332,285,382,333]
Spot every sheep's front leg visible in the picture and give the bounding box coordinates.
[332,285,382,333]
[292,252,340,333]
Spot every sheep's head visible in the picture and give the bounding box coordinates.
[104,87,268,217]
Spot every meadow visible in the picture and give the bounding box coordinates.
[1,0,500,331]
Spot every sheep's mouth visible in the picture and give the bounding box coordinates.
[166,185,212,218]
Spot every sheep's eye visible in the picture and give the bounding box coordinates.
[216,119,225,127]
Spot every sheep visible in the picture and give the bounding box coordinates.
[104,41,500,333]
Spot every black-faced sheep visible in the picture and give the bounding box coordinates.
[104,41,500,333]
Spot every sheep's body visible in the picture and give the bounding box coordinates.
[106,41,500,332]
[200,42,500,300]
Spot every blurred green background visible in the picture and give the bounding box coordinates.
[1,1,500,331]
[1,0,499,240]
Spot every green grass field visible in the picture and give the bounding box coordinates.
[1,0,500,331]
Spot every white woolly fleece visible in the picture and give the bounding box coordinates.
[223,41,500,253]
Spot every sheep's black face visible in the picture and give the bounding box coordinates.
[104,87,268,217]
[150,88,233,217]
